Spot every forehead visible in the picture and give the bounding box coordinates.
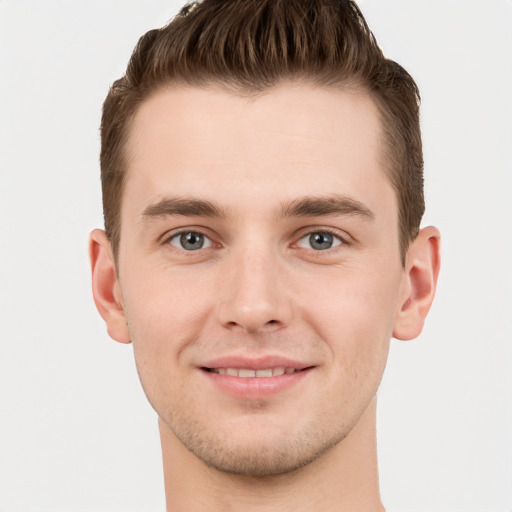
[123,83,396,221]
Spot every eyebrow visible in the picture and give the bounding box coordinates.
[140,198,226,220]
[140,194,375,222]
[280,194,375,220]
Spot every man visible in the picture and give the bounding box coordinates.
[89,0,440,510]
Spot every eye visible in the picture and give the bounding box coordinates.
[297,231,343,251]
[168,231,212,251]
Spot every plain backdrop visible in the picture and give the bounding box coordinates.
[1,1,511,511]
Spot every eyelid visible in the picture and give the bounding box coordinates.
[169,231,213,250]
[292,226,352,247]
[159,227,219,248]
[157,225,351,251]
[296,232,342,250]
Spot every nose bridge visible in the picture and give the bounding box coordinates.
[216,237,291,333]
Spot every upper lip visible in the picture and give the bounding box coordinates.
[201,355,314,371]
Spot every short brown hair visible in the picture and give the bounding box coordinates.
[100,0,424,264]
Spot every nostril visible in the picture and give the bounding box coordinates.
[222,318,282,335]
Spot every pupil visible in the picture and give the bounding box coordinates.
[181,232,203,250]
[310,232,333,250]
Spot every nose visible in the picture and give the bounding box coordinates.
[215,245,293,335]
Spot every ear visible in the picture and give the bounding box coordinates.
[89,229,131,344]
[393,226,441,341]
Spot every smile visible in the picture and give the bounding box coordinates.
[206,367,299,377]
[201,363,314,400]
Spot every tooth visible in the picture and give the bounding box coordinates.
[256,369,273,377]
[241,369,258,377]
[239,369,256,378]
[217,367,298,377]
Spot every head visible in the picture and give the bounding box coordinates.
[100,0,424,266]
[91,0,440,478]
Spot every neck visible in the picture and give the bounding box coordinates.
[159,397,384,512]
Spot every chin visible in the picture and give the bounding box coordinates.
[169,415,349,477]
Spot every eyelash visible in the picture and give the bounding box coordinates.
[161,227,349,253]
[294,228,347,251]
[162,229,216,253]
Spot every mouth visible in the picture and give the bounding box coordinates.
[202,367,309,377]
[199,359,315,399]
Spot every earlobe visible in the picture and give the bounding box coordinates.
[393,226,441,341]
[89,229,131,344]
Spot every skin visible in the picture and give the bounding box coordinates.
[90,83,440,511]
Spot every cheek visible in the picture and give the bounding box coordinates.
[120,265,215,384]
[122,259,214,336]
[122,277,213,416]
[301,266,400,380]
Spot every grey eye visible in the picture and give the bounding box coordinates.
[297,232,342,251]
[169,231,212,251]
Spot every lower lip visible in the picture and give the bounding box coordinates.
[201,368,314,399]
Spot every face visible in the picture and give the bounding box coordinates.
[116,84,407,475]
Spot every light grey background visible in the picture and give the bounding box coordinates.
[1,1,511,511]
